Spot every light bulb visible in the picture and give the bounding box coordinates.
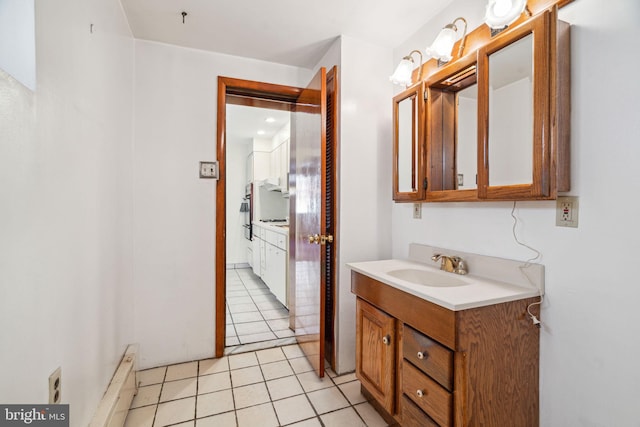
[389,58,415,86]
[485,0,527,29]
[426,26,457,62]
[493,0,513,17]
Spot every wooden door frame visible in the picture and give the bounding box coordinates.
[215,76,310,357]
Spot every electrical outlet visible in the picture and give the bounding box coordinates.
[556,196,579,228]
[413,203,422,219]
[49,367,61,404]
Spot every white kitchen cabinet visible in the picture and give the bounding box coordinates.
[247,151,270,185]
[270,144,280,184]
[270,246,287,305]
[252,233,261,276]
[267,141,289,189]
[260,228,288,307]
[280,140,289,192]
[251,224,288,307]
[259,238,266,278]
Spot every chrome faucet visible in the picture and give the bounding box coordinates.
[431,254,468,275]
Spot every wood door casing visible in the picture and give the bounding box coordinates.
[216,73,338,374]
[215,77,303,358]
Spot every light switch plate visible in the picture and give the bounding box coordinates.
[199,161,219,179]
[556,196,579,228]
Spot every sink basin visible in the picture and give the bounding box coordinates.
[387,268,470,287]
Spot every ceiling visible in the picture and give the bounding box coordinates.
[121,0,456,143]
[121,0,454,69]
[226,104,291,143]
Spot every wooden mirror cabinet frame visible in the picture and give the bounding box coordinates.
[393,82,426,202]
[425,53,479,202]
[477,8,570,200]
[394,1,571,203]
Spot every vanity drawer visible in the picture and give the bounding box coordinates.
[401,395,439,427]
[402,362,452,427]
[403,324,453,391]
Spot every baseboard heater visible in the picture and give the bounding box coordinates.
[89,344,138,427]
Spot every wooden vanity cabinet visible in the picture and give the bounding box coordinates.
[352,271,541,426]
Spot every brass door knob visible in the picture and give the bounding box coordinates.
[320,234,334,245]
[308,234,334,245]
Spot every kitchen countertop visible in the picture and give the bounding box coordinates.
[253,222,289,235]
[347,258,541,311]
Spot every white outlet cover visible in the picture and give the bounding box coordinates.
[556,196,579,228]
[413,203,422,219]
[49,366,61,404]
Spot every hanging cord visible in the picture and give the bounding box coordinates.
[511,201,543,327]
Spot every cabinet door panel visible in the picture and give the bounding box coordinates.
[272,247,287,306]
[356,298,396,413]
[252,234,261,276]
[393,83,425,202]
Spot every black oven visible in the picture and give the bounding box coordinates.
[242,184,253,240]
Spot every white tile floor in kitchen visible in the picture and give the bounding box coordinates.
[225,268,294,346]
[124,344,388,427]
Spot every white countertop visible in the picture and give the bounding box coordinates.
[348,258,541,311]
[253,222,289,235]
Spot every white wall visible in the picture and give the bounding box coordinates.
[391,0,640,424]
[0,0,135,424]
[133,40,312,369]
[226,139,250,265]
[316,36,394,374]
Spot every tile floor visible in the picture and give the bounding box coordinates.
[124,344,388,427]
[226,268,294,346]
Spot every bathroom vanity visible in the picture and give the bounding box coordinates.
[349,245,543,426]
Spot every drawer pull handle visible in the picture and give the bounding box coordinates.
[382,335,391,345]
[416,389,425,398]
[417,351,426,360]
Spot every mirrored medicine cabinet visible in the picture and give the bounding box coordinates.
[393,82,425,201]
[392,6,570,203]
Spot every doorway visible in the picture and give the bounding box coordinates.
[215,73,338,373]
[224,103,293,348]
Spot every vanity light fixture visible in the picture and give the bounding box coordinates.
[484,0,528,30]
[425,17,468,64]
[389,50,424,86]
